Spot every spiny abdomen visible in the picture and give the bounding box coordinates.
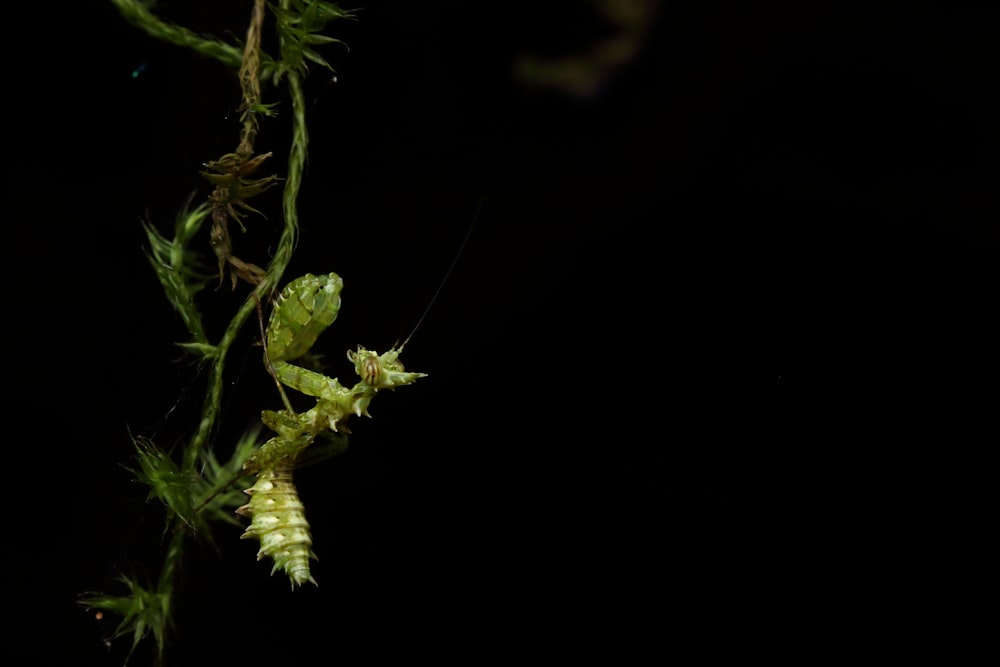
[236,464,317,588]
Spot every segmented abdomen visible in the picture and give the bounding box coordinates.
[236,464,317,588]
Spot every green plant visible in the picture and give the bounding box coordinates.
[80,2,424,662]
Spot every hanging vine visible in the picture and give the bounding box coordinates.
[80,3,426,663]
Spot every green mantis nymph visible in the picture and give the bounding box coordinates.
[236,272,426,587]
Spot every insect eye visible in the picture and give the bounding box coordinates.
[361,357,382,387]
[360,356,381,386]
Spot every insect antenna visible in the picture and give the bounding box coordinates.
[397,195,484,351]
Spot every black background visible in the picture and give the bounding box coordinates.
[21,0,997,663]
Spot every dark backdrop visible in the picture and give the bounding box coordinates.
[21,1,996,663]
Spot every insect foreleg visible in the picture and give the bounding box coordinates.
[270,359,352,401]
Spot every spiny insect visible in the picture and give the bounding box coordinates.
[237,197,481,588]
[236,273,426,587]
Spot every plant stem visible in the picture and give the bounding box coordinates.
[111,0,244,68]
[183,0,313,475]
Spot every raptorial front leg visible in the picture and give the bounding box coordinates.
[270,359,352,401]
